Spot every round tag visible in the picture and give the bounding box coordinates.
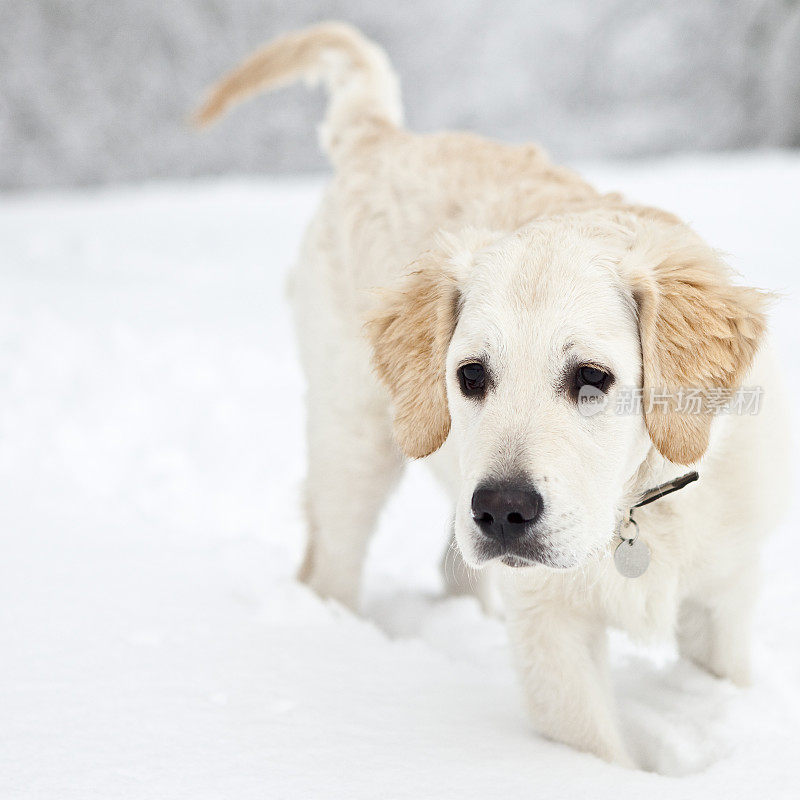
[614,536,650,578]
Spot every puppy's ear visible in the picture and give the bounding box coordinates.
[624,222,768,464]
[367,252,461,459]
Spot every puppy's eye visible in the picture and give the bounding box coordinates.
[457,362,486,397]
[576,364,612,392]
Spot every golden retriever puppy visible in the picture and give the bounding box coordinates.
[197,23,790,766]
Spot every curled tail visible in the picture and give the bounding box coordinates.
[193,22,403,161]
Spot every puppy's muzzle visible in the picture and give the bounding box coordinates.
[471,482,543,544]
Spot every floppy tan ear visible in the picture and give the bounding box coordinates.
[625,222,768,464]
[366,252,461,459]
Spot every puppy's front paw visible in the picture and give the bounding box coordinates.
[583,736,637,769]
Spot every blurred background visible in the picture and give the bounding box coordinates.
[2,0,800,189]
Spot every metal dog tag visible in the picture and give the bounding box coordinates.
[614,537,650,578]
[614,515,650,578]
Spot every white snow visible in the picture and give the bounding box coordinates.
[1,153,799,798]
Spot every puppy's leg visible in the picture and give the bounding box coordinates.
[298,395,404,610]
[677,564,759,687]
[504,595,633,766]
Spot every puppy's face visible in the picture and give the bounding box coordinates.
[369,214,766,571]
[446,227,648,568]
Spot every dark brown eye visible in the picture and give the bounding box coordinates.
[458,362,486,397]
[575,364,612,393]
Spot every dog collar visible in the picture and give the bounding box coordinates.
[614,471,699,578]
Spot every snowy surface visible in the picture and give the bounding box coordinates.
[1,153,799,798]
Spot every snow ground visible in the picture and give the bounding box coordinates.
[1,152,799,799]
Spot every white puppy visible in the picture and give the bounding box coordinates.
[197,23,790,765]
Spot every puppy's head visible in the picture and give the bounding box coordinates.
[368,215,767,569]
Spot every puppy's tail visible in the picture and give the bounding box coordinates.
[193,22,402,163]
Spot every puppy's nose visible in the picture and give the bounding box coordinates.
[471,483,543,541]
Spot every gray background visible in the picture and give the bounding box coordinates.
[2,0,800,190]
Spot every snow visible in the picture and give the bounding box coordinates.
[1,153,799,798]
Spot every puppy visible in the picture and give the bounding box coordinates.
[197,23,790,765]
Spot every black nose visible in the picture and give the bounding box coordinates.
[471,483,543,542]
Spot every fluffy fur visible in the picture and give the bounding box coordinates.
[198,23,790,767]
[367,252,460,458]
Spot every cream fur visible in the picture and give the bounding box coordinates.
[198,23,791,767]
